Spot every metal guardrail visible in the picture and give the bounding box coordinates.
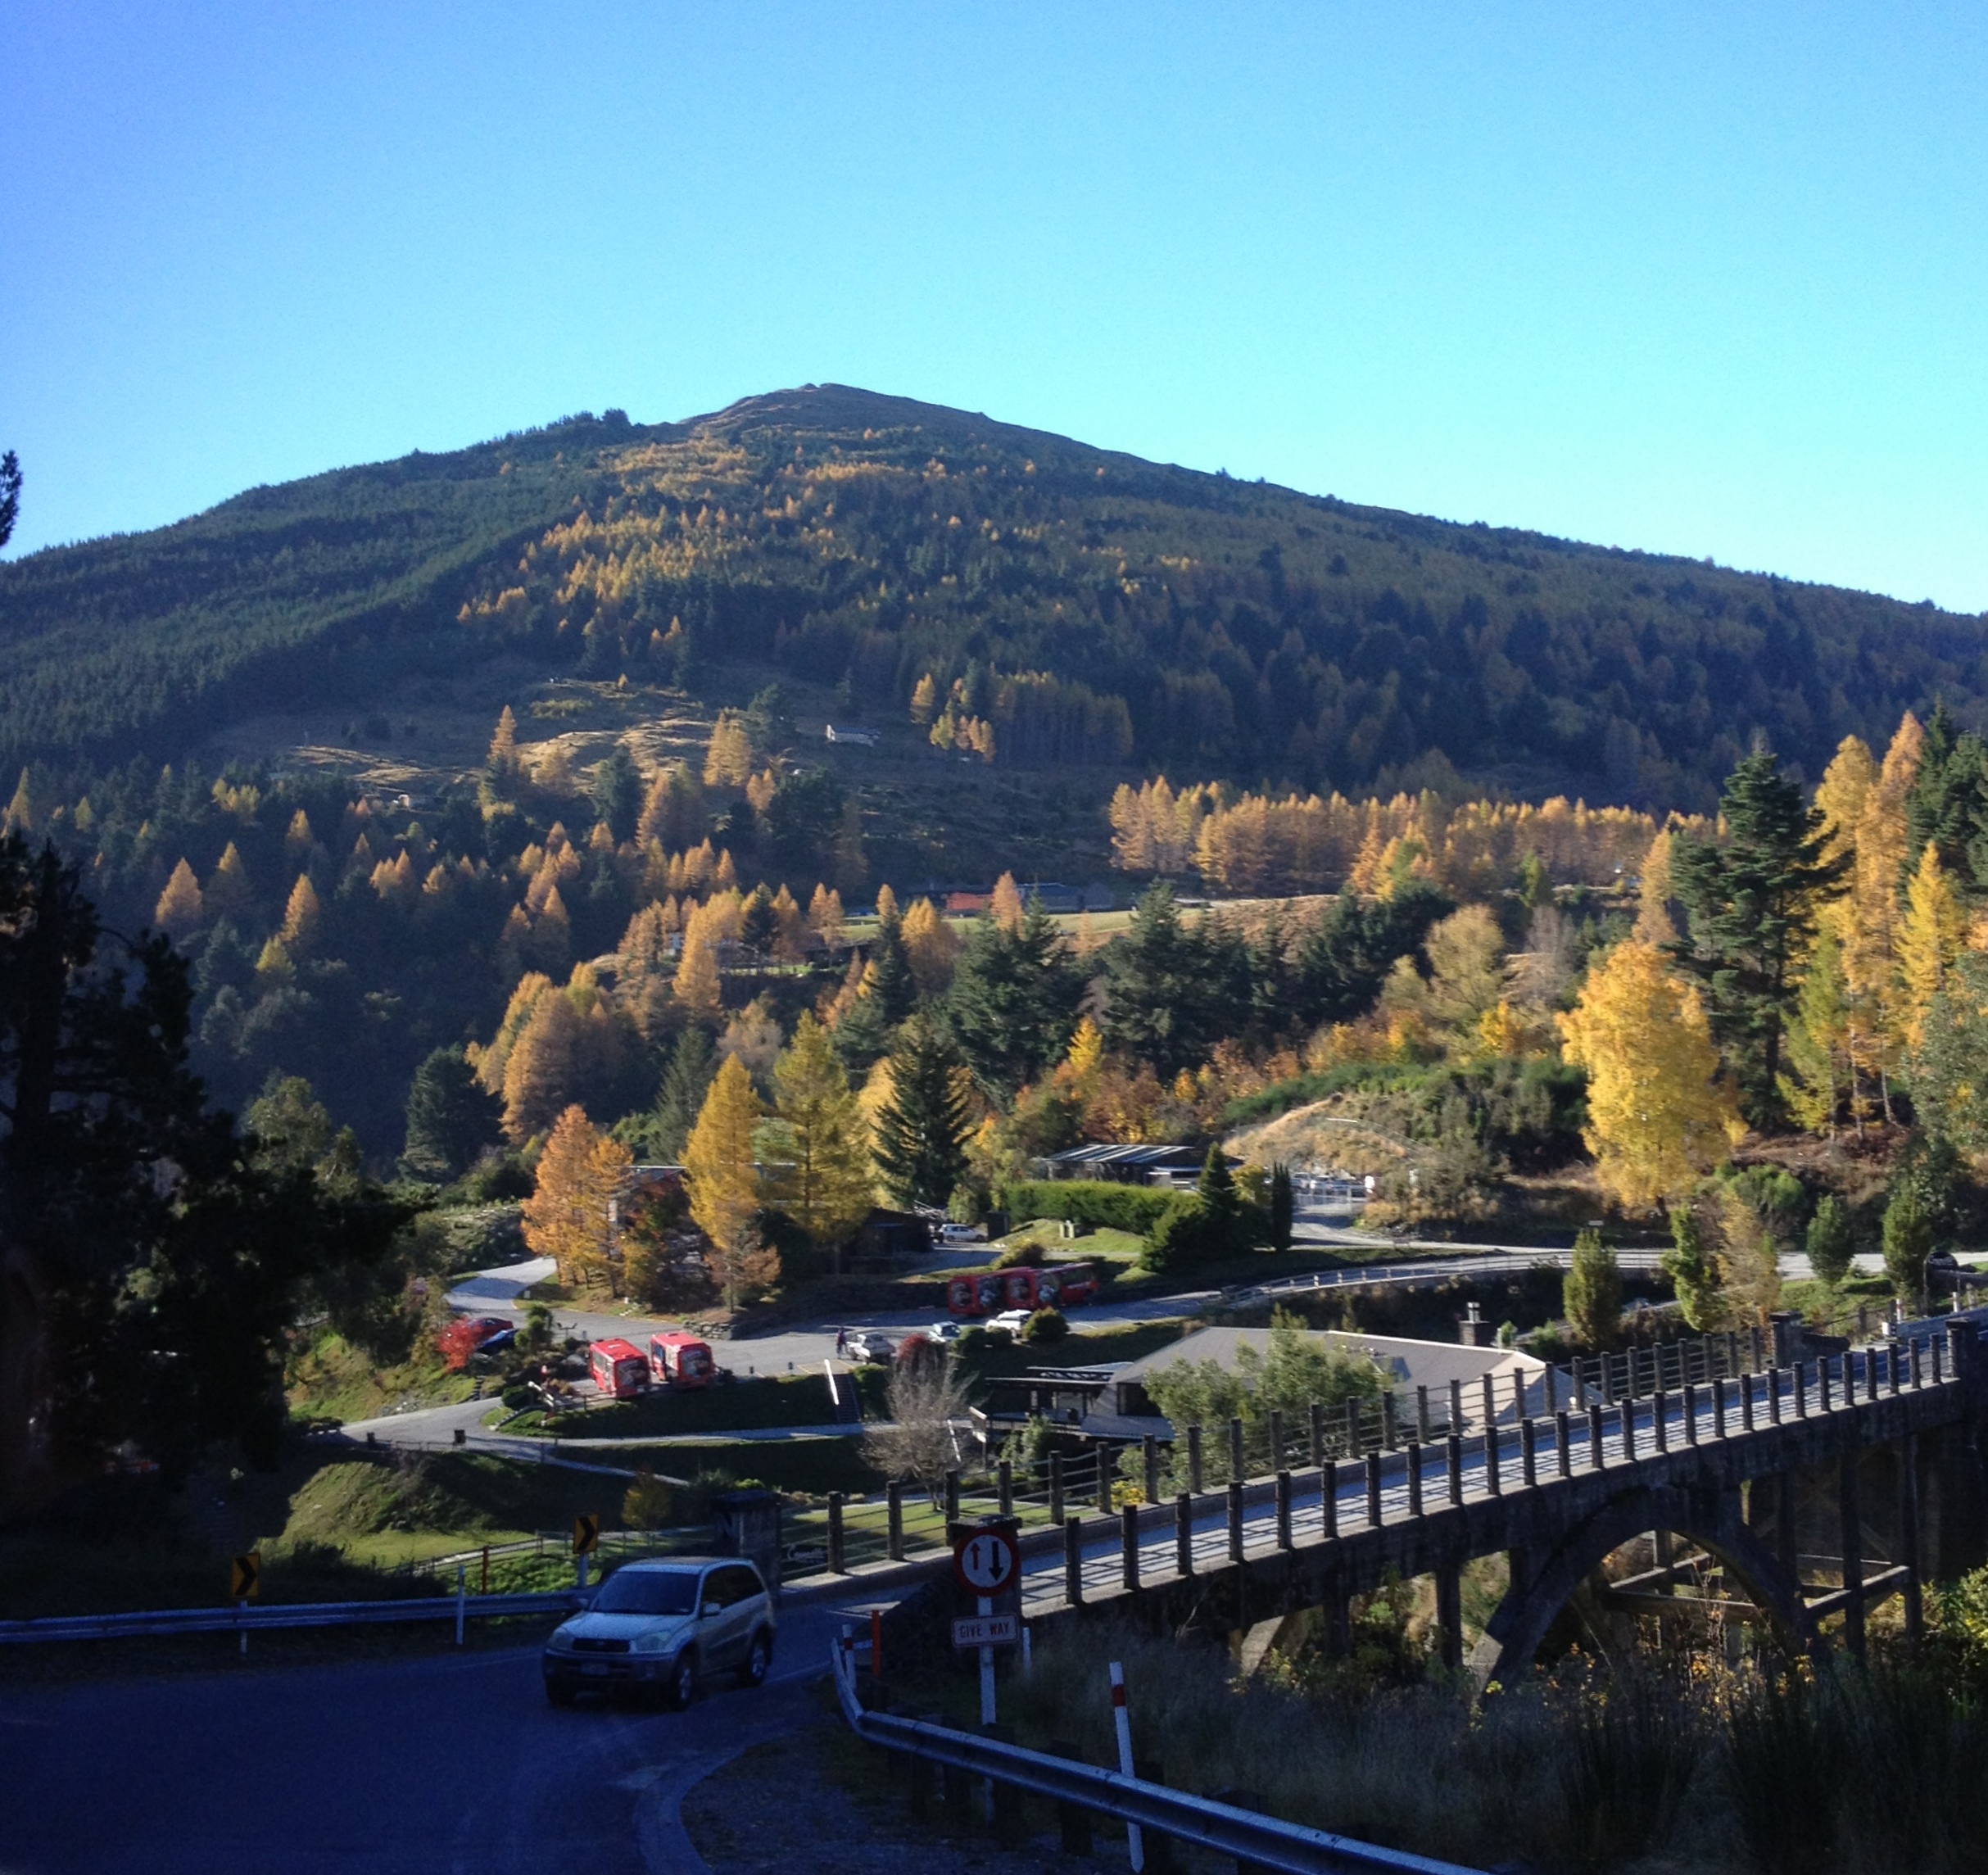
[829,1639,1484,1875]
[0,1587,583,1646]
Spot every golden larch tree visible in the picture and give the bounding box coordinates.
[206,840,254,919]
[808,882,845,942]
[154,859,205,935]
[522,1105,631,1288]
[909,673,940,725]
[1558,940,1740,1209]
[989,872,1025,934]
[1840,713,1923,1114]
[901,898,962,994]
[1899,841,1964,1052]
[673,899,724,1012]
[684,1058,776,1306]
[763,1013,875,1268]
[703,711,754,788]
[279,874,322,953]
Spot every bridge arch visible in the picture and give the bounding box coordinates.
[1469,1483,1812,1684]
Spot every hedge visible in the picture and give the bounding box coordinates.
[1003,1179,1185,1235]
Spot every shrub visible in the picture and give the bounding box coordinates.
[1139,1195,1224,1275]
[499,1383,533,1411]
[1563,1229,1623,1352]
[1004,1179,1180,1235]
[623,1469,673,1529]
[992,1238,1046,1269]
[1021,1306,1068,1344]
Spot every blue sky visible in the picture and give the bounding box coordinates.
[4,2,1985,609]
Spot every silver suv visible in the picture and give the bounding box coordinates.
[542,1557,775,1708]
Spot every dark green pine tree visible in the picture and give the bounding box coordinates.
[1669,745,1848,1125]
[1906,702,1988,893]
[645,1026,717,1162]
[1269,1162,1295,1251]
[864,904,919,1027]
[591,745,645,845]
[1100,883,1206,1078]
[402,1046,500,1180]
[945,899,1083,1099]
[739,884,778,957]
[872,1015,972,1210]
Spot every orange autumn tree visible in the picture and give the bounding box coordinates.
[522,1105,632,1288]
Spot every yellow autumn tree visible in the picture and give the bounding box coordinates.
[684,1057,776,1306]
[909,673,940,725]
[762,1014,875,1269]
[674,899,725,1012]
[155,859,205,935]
[1558,940,1740,1208]
[1812,735,1876,875]
[901,898,962,994]
[808,882,845,942]
[989,872,1025,934]
[874,882,900,927]
[487,706,521,779]
[206,841,254,919]
[1841,713,1922,1114]
[1633,828,1678,946]
[1898,841,1964,1052]
[521,1105,631,1288]
[279,874,322,953]
[703,710,754,788]
[284,808,315,858]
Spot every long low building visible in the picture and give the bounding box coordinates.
[977,1324,1570,1448]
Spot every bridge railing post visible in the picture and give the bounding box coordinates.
[1544,1364,1559,1416]
[1048,1454,1064,1527]
[1308,1402,1324,1468]
[1448,1379,1464,1439]
[1406,1439,1424,1516]
[1684,1383,1699,1447]
[1416,1384,1431,1442]
[1586,1403,1605,1469]
[1481,1375,1497,1439]
[1064,1515,1084,1606]
[1229,1417,1245,1484]
[1521,1415,1537,1488]
[1121,1502,1140,1592]
[1652,1388,1669,1453]
[1365,1452,1383,1527]
[1320,1457,1338,1539]
[1796,1361,1811,1420]
[1141,1437,1158,1506]
[1187,1424,1203,1495]
[1556,1409,1572,1479]
[1446,1435,1463,1506]
[1713,1375,1727,1439]
[1175,1492,1194,1578]
[1620,1399,1636,1463]
[1818,1357,1832,1415]
[999,1460,1013,1519]
[1383,1391,1398,1451]
[1485,1420,1501,1497]
[1277,1470,1293,1549]
[1227,1479,1244,1563]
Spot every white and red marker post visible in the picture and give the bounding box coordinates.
[1110,1660,1143,1873]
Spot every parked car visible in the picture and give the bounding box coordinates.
[938,1222,984,1243]
[988,1309,1033,1336]
[923,1321,962,1343]
[460,1316,514,1347]
[542,1556,775,1708]
[846,1331,896,1364]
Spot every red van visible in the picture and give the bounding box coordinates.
[948,1262,1098,1317]
[648,1332,716,1389]
[588,1338,650,1399]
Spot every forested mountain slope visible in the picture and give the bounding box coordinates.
[4,383,1984,808]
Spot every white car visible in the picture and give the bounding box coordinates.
[938,1222,983,1243]
[542,1556,774,1708]
[988,1309,1033,1336]
[924,1321,963,1343]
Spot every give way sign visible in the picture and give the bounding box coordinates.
[953,1525,1019,1596]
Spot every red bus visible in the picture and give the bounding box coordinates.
[647,1332,716,1388]
[947,1262,1098,1318]
[588,1338,650,1398]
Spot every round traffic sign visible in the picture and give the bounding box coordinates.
[953,1525,1019,1596]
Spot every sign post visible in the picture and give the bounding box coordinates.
[230,1552,260,1656]
[1111,1660,1143,1873]
[573,1512,600,1592]
[953,1524,1019,1729]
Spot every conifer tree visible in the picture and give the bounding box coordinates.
[684,1057,769,1303]
[1777,922,1850,1136]
[640,1026,717,1162]
[1660,1207,1723,1330]
[989,872,1025,934]
[1898,841,1963,1051]
[206,841,253,919]
[1558,939,1738,1207]
[863,902,918,1026]
[1841,713,1922,1117]
[279,874,322,953]
[909,673,940,725]
[500,988,586,1143]
[1915,950,1988,1152]
[1805,1193,1854,1289]
[900,898,961,994]
[1563,1229,1623,1352]
[946,899,1082,1098]
[1882,1173,1933,1305]
[807,881,844,942]
[403,1046,499,1180]
[1904,702,1988,888]
[154,858,205,935]
[1669,745,1848,1123]
[763,1014,874,1267]
[872,1015,971,1209]
[591,744,644,844]
[703,711,754,788]
[673,901,724,1012]
[522,1105,630,1288]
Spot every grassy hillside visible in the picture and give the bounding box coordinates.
[7,383,1984,808]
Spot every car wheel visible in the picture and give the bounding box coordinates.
[667,1649,699,1710]
[545,1679,577,1707]
[737,1631,772,1688]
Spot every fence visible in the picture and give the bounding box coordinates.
[0,1587,582,1647]
[829,1633,1484,1875]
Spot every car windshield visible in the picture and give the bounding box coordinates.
[592,1569,700,1615]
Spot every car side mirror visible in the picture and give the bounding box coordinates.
[703,1601,722,1619]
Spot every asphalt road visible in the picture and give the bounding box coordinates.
[0,1597,861,1874]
